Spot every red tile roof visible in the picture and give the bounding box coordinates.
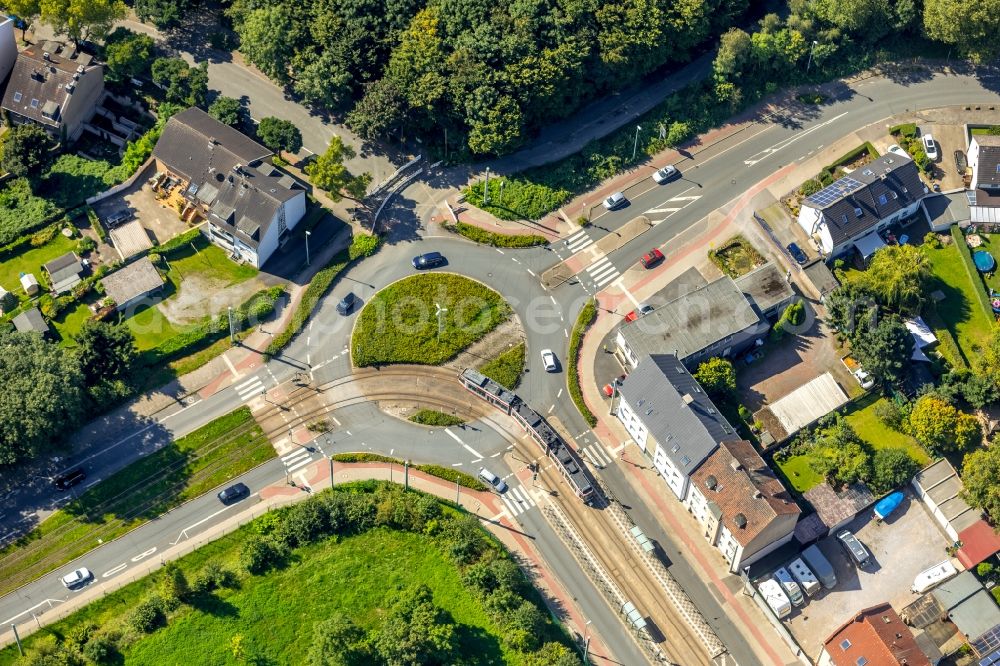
[823,604,931,666]
[957,520,1000,569]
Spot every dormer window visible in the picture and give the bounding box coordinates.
[30,98,38,108]
[878,194,887,205]
[854,207,863,217]
[12,92,21,103]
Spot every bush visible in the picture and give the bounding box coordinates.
[799,178,823,197]
[192,562,238,594]
[77,236,97,254]
[874,399,907,431]
[240,534,283,574]
[82,633,117,663]
[923,232,942,249]
[149,227,202,257]
[977,562,995,578]
[446,222,547,248]
[128,596,166,633]
[871,448,919,493]
[567,300,597,426]
[478,342,525,390]
[348,232,381,260]
[463,177,570,222]
[772,301,805,340]
[413,464,488,491]
[409,409,465,427]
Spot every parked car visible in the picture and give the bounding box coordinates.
[786,242,808,265]
[640,248,665,268]
[757,578,791,619]
[412,252,446,269]
[624,303,654,322]
[887,144,908,158]
[336,292,357,316]
[540,349,558,372]
[836,530,872,568]
[53,467,86,490]
[923,133,939,161]
[217,482,250,505]
[854,369,875,391]
[61,567,93,589]
[652,165,680,184]
[477,467,508,493]
[602,192,627,210]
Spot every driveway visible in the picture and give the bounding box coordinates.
[785,489,952,660]
[919,122,967,191]
[91,163,188,244]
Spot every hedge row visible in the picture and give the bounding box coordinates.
[567,300,597,427]
[951,225,997,322]
[409,409,465,427]
[478,342,525,390]
[445,222,548,248]
[149,227,203,257]
[330,453,488,491]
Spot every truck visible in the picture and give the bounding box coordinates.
[801,544,837,590]
[757,578,792,619]
[788,557,821,597]
[772,567,805,607]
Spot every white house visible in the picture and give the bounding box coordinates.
[152,108,306,268]
[966,135,1000,223]
[797,153,927,257]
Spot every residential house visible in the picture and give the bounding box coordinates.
[930,571,1000,658]
[151,107,306,268]
[734,263,796,321]
[0,40,104,142]
[819,603,933,666]
[42,252,83,294]
[912,459,1000,569]
[616,353,741,500]
[686,439,801,572]
[796,154,927,258]
[12,307,50,337]
[615,274,768,370]
[101,257,164,312]
[966,135,1000,224]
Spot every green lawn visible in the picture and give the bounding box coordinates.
[165,236,259,287]
[0,408,272,597]
[352,274,512,366]
[51,300,94,344]
[843,395,930,465]
[776,454,825,493]
[478,342,525,390]
[925,240,996,363]
[0,232,76,293]
[125,302,187,351]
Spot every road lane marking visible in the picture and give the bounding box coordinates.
[743,111,849,166]
[526,268,535,276]
[102,563,127,578]
[550,295,557,304]
[445,428,484,459]
[556,388,563,398]
[646,206,682,214]
[131,547,157,562]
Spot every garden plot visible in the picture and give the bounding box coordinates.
[756,372,849,441]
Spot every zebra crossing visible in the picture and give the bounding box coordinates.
[582,256,620,291]
[580,443,614,468]
[500,485,537,517]
[280,447,316,475]
[561,228,595,255]
[233,375,265,403]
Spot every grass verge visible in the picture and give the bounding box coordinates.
[567,300,597,427]
[330,453,488,491]
[478,342,525,390]
[0,408,272,597]
[445,222,548,248]
[409,409,465,427]
[352,274,511,366]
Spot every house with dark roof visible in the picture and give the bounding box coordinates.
[967,135,1000,224]
[614,274,769,370]
[686,439,801,572]
[12,307,50,337]
[797,154,927,258]
[616,353,741,499]
[151,107,306,268]
[42,252,83,294]
[734,263,795,321]
[0,40,104,142]
[0,19,18,91]
[819,603,933,666]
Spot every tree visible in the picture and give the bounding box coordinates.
[257,117,303,154]
[694,357,737,397]
[347,78,408,142]
[103,29,156,83]
[373,585,455,666]
[850,316,913,385]
[292,50,354,111]
[38,0,126,42]
[74,320,136,386]
[1,124,56,181]
[907,394,981,453]
[134,0,187,28]
[859,245,930,313]
[151,58,209,107]
[306,614,367,666]
[809,419,871,487]
[961,444,1000,521]
[924,0,1000,62]
[209,97,243,127]
[713,28,753,81]
[870,448,918,493]
[0,332,86,466]
[6,0,41,39]
[305,137,372,202]
[524,643,580,666]
[981,325,1000,389]
[233,5,299,83]
[466,93,524,156]
[159,563,191,607]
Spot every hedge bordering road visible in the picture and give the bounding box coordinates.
[331,453,488,491]
[567,299,597,427]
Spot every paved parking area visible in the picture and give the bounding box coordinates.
[92,163,189,245]
[919,122,966,191]
[785,488,952,659]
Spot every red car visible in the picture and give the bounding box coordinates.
[640,248,664,268]
[624,310,639,323]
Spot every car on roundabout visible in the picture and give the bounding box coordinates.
[540,349,558,372]
[412,252,446,269]
[478,467,508,493]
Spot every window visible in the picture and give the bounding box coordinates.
[680,455,691,466]
[854,207,863,217]
[878,194,888,205]
[856,659,868,666]
[30,98,38,108]
[995,164,1000,174]
[840,639,851,650]
[12,92,21,103]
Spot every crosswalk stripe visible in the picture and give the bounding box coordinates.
[585,258,612,275]
[593,270,620,288]
[281,449,310,464]
[647,206,682,214]
[286,457,313,473]
[566,229,588,242]
[501,495,521,516]
[233,375,262,392]
[567,236,594,252]
[669,195,702,201]
[588,263,617,282]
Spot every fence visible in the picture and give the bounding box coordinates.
[84,157,155,206]
[740,573,813,665]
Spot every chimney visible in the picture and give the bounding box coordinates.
[682,393,694,406]
[730,459,742,472]
[753,490,763,499]
[43,52,50,61]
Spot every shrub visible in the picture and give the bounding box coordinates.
[923,232,942,249]
[977,562,995,578]
[82,633,117,663]
[240,535,282,574]
[567,300,597,426]
[446,222,547,248]
[77,236,97,254]
[128,596,166,633]
[159,563,191,608]
[799,178,823,197]
[874,399,907,431]
[478,342,525,390]
[192,562,238,594]
[871,448,919,493]
[413,464,488,491]
[348,232,381,260]
[772,301,805,340]
[409,409,465,427]
[463,178,571,222]
[149,227,202,257]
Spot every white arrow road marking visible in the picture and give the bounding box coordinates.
[2,599,63,625]
[743,111,849,166]
[170,499,254,545]
[102,563,127,578]
[131,547,157,562]
[445,428,483,459]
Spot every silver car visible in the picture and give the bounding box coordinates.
[922,133,938,161]
[652,165,679,184]
[61,567,93,589]
[836,530,871,568]
[540,348,557,372]
[477,467,508,493]
[602,192,627,210]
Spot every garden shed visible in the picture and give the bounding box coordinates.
[42,252,83,294]
[101,257,164,312]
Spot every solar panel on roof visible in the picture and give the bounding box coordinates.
[806,177,866,207]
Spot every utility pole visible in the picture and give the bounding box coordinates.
[483,168,490,206]
[305,230,311,267]
[404,460,409,490]
[228,306,235,343]
[444,127,448,162]
[11,624,22,656]
[609,378,618,416]
[498,179,505,206]
[325,435,333,489]
[261,388,269,404]
[632,125,642,160]
[435,303,447,338]
[806,40,818,73]
[455,478,460,504]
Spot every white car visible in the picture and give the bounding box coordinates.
[652,165,679,184]
[477,467,508,493]
[854,369,875,391]
[602,192,627,210]
[61,567,93,589]
[540,349,557,372]
[887,144,908,158]
[923,133,939,161]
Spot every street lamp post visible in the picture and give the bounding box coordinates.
[323,435,334,489]
[435,302,447,338]
[632,125,642,160]
[305,230,311,267]
[583,620,592,664]
[806,40,819,73]
[228,306,235,343]
[609,378,618,416]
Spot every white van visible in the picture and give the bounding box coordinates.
[772,567,805,607]
[787,558,821,597]
[912,561,958,594]
[757,578,791,619]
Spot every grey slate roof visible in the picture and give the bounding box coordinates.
[152,107,272,190]
[803,154,926,244]
[973,135,1000,187]
[618,275,761,362]
[618,354,737,474]
[913,458,982,534]
[734,263,794,316]
[12,307,49,335]
[0,42,101,129]
[101,256,164,306]
[206,166,302,249]
[931,571,1000,642]
[43,252,82,284]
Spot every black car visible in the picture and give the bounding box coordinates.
[336,292,357,315]
[786,242,808,265]
[217,482,250,504]
[53,468,86,490]
[412,252,445,269]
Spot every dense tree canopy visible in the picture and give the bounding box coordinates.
[694,357,737,397]
[307,614,367,666]
[1,124,56,181]
[104,28,156,83]
[961,444,1000,522]
[305,137,372,202]
[227,0,749,156]
[134,0,188,29]
[0,332,86,466]
[373,585,455,665]
[850,316,913,385]
[208,96,243,127]
[74,320,137,387]
[38,0,126,42]
[923,0,1000,62]
[152,58,209,107]
[859,245,930,314]
[907,394,981,454]
[257,117,303,154]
